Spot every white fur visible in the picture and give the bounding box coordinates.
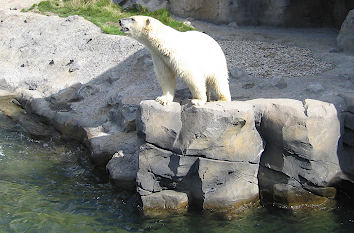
[120,16,231,106]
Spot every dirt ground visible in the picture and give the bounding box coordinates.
[0,0,41,9]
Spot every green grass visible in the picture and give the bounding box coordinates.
[21,3,37,12]
[24,0,193,35]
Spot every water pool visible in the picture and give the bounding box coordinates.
[0,111,353,233]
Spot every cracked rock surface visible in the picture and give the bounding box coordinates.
[136,99,348,211]
[137,100,263,211]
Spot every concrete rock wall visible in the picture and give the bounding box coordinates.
[117,0,354,28]
[136,99,349,213]
[137,100,263,212]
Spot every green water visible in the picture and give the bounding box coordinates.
[0,111,353,233]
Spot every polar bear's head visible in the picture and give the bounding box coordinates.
[119,16,158,40]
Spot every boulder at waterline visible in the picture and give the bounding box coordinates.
[137,98,348,212]
[137,100,264,212]
[248,98,342,208]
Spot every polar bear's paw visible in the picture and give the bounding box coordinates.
[191,99,206,106]
[156,96,173,106]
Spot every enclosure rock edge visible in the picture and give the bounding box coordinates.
[8,88,353,214]
[136,99,351,214]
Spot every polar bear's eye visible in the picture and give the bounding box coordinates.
[131,18,135,22]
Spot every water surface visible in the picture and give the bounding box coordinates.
[0,111,353,233]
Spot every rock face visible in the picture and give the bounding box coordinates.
[169,0,354,27]
[106,150,139,191]
[137,100,263,211]
[337,9,354,53]
[136,99,348,212]
[169,0,232,24]
[115,0,167,11]
[249,99,341,207]
[117,0,354,28]
[340,94,354,180]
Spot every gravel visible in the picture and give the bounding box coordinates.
[219,40,335,78]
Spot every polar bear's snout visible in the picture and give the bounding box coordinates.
[119,19,128,33]
[119,18,138,33]
[119,18,132,33]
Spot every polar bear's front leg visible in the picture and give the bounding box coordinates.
[151,54,176,105]
[156,95,174,106]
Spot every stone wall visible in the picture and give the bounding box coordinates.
[135,99,352,213]
[137,100,263,211]
[117,0,354,28]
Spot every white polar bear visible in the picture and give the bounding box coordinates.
[119,16,231,106]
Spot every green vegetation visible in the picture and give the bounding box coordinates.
[24,0,193,35]
[21,3,37,12]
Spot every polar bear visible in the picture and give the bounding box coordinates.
[119,16,231,106]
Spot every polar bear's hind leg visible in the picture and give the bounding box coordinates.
[206,84,212,102]
[210,74,231,102]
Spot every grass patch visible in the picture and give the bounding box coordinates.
[25,0,193,35]
[21,3,37,12]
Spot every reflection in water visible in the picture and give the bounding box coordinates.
[0,111,353,233]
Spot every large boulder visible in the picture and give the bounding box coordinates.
[137,100,264,212]
[85,126,138,165]
[248,99,341,207]
[337,9,354,53]
[108,95,144,132]
[137,143,260,212]
[196,157,259,210]
[136,143,197,207]
[106,150,139,191]
[137,98,345,212]
[138,100,264,162]
[177,102,264,163]
[137,100,182,150]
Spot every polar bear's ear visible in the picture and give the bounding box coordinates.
[145,19,150,26]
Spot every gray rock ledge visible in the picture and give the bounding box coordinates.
[136,99,351,213]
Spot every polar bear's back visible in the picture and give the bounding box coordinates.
[171,30,228,75]
[181,31,224,56]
